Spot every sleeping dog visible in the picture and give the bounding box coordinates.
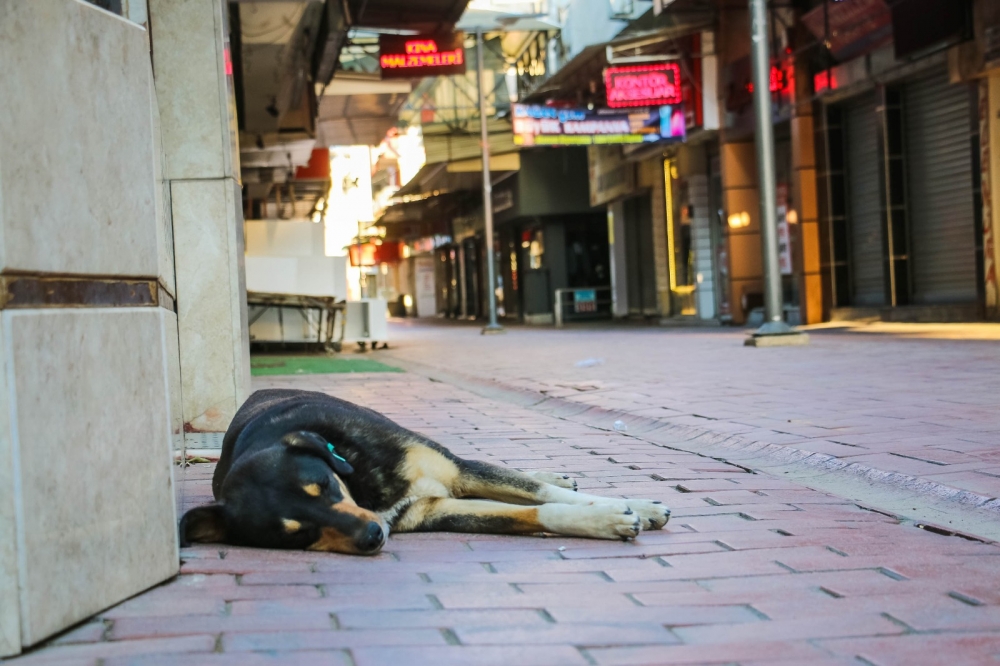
[180,389,671,555]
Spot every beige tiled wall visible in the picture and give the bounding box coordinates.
[0,1,182,656]
[171,178,250,432]
[0,0,159,278]
[149,0,250,436]
[5,309,179,645]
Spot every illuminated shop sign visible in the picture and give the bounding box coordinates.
[813,70,839,94]
[725,57,794,117]
[604,63,682,108]
[746,65,791,94]
[512,104,685,146]
[379,33,466,79]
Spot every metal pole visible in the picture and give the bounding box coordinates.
[477,29,504,333]
[747,0,796,339]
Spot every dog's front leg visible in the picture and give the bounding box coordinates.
[393,498,641,541]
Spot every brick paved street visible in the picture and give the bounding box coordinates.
[9,322,1000,665]
[382,320,1000,541]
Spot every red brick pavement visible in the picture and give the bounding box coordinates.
[9,367,1000,665]
[378,321,1000,537]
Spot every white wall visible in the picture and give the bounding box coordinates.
[245,220,326,257]
[245,256,348,299]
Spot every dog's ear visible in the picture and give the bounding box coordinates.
[282,431,354,476]
[179,504,228,546]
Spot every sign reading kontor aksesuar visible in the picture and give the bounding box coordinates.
[512,104,686,146]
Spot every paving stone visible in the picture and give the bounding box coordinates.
[351,644,590,666]
[672,613,904,644]
[819,632,1000,666]
[9,636,216,664]
[104,653,354,666]
[223,628,447,651]
[587,640,830,665]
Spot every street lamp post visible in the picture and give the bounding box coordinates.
[745,0,808,347]
[476,28,504,334]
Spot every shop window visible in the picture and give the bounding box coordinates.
[665,159,696,316]
[823,105,852,307]
[522,229,545,270]
[881,86,910,306]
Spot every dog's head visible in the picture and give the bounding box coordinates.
[179,431,387,555]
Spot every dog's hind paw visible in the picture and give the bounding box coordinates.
[527,471,578,491]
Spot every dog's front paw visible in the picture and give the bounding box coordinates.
[631,499,671,530]
[538,503,640,540]
[528,471,578,491]
[605,499,670,530]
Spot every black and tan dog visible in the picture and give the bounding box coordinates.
[180,389,671,555]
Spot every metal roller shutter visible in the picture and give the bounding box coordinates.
[904,68,977,304]
[845,93,886,306]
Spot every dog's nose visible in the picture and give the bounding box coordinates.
[359,522,384,553]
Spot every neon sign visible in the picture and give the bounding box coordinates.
[813,70,838,94]
[512,104,685,146]
[379,33,466,79]
[746,65,790,94]
[604,63,682,109]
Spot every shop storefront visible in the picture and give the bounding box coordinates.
[818,59,981,318]
[808,0,985,320]
[719,42,800,325]
[492,148,610,324]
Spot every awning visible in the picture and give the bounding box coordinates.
[316,74,411,146]
[394,162,517,199]
[346,0,470,33]
[379,191,469,240]
[523,1,715,104]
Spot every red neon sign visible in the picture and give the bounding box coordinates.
[746,65,792,94]
[604,63,682,109]
[813,70,838,94]
[379,33,466,79]
[380,41,463,69]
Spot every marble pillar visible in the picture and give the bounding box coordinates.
[148,0,251,435]
[0,0,180,655]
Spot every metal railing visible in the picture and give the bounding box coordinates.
[554,286,613,327]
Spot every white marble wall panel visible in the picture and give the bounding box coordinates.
[163,311,184,451]
[172,179,250,432]
[0,316,18,657]
[0,0,159,277]
[147,0,237,181]
[151,80,177,297]
[5,308,178,646]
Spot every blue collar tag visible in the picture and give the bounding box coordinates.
[326,442,347,463]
